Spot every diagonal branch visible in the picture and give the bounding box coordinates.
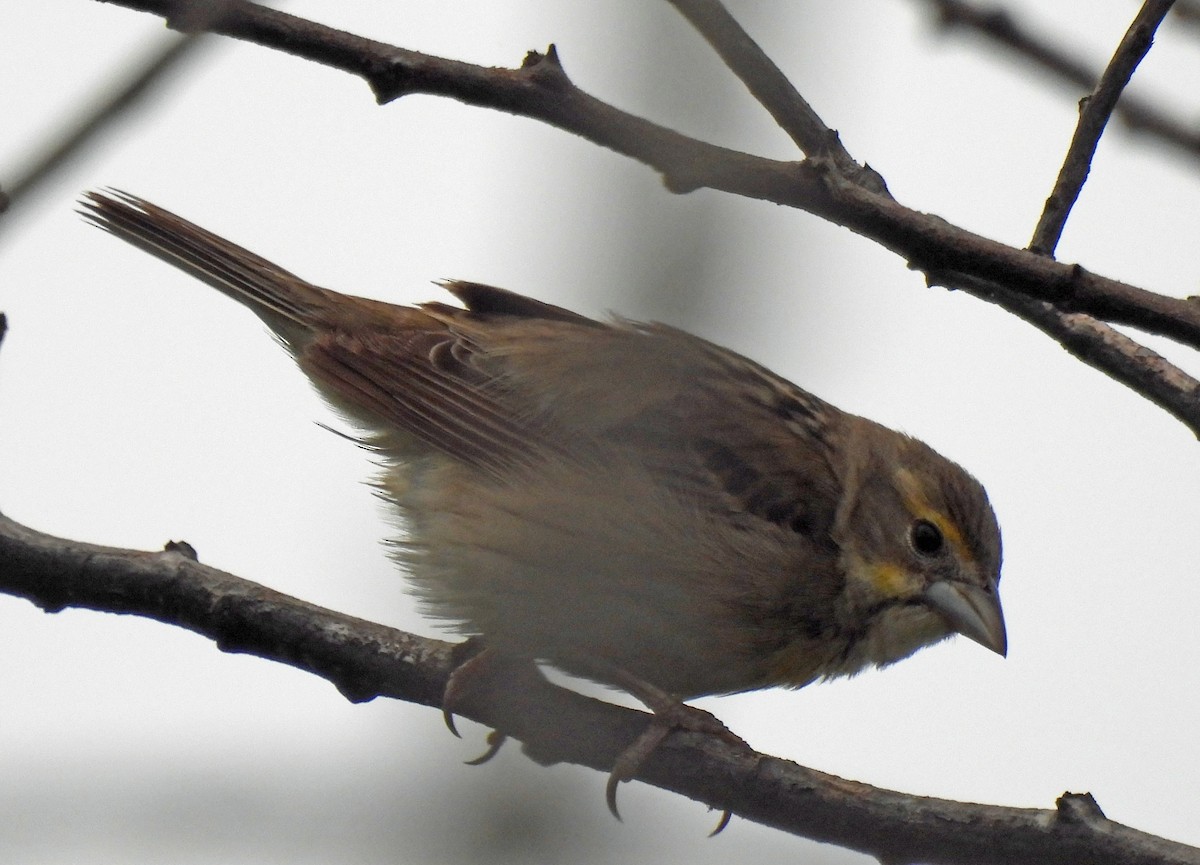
[92,0,1200,437]
[1,34,201,215]
[662,0,889,194]
[89,0,1200,346]
[660,0,1200,439]
[662,0,1200,435]
[1,509,1197,865]
[915,0,1200,164]
[930,270,1200,436]
[1030,0,1175,256]
[664,0,1200,439]
[995,2,1193,438]
[1,1,248,215]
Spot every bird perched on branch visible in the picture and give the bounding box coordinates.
[82,189,1006,816]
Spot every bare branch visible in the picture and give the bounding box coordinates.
[88,0,1200,437]
[0,510,1196,865]
[662,0,889,194]
[85,2,1200,343]
[8,5,1200,858]
[933,271,1200,436]
[1030,1,1175,256]
[916,0,1200,164]
[1172,0,1200,33]
[2,34,206,215]
[667,0,1200,440]
[998,2,1192,441]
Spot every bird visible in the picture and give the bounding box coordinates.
[81,189,1006,817]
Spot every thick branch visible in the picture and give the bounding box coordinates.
[92,0,1200,436]
[88,0,1200,346]
[1,510,1196,865]
[659,0,1200,439]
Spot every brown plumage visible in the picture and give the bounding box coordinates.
[81,190,1005,705]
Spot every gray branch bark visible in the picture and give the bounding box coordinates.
[1,510,1195,865]
[4,1,1199,861]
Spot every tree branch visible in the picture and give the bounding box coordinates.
[916,0,1200,164]
[989,0,1198,436]
[662,0,889,194]
[1,34,201,215]
[0,510,1196,865]
[91,0,1200,437]
[660,0,1200,441]
[1030,0,1175,256]
[9,4,1200,858]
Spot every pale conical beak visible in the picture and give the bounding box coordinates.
[923,580,1007,656]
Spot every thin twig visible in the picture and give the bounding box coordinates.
[1172,0,1200,33]
[1,510,1197,865]
[88,0,1200,434]
[9,5,1200,858]
[662,0,889,194]
[2,35,203,214]
[1015,2,1185,434]
[1014,3,1195,444]
[83,0,1200,349]
[935,272,1200,437]
[917,0,1200,164]
[1030,1,1175,256]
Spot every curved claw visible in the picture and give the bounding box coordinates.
[605,772,624,822]
[464,731,508,766]
[605,719,674,822]
[708,809,732,837]
[443,708,461,738]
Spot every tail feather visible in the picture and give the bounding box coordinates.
[81,190,571,473]
[80,190,327,340]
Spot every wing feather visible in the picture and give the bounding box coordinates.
[83,191,844,532]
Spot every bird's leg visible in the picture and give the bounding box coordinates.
[443,645,742,830]
[569,659,746,824]
[441,640,535,763]
[442,637,488,738]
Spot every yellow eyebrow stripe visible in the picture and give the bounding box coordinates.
[894,468,972,564]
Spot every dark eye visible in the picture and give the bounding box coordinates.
[910,519,944,556]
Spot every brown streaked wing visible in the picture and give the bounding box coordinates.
[603,329,844,541]
[300,326,557,476]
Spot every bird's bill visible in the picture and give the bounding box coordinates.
[923,580,1007,656]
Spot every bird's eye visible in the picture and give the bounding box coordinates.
[910,519,944,556]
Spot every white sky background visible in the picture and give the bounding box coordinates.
[2,2,1199,863]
